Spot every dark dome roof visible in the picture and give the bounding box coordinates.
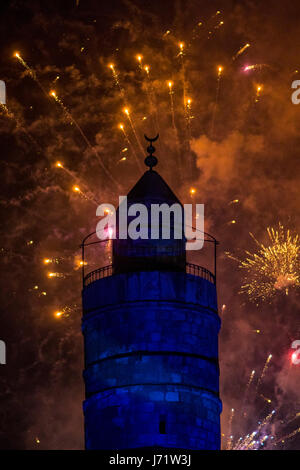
[127,170,182,205]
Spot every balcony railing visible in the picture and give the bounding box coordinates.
[186,262,215,284]
[84,265,113,286]
[83,262,215,287]
[81,230,218,289]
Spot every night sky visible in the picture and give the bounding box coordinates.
[0,0,299,449]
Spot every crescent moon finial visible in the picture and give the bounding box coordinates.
[144,134,159,170]
[144,133,159,143]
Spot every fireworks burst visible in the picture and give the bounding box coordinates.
[232,410,276,450]
[232,408,300,450]
[226,355,300,451]
[232,224,300,302]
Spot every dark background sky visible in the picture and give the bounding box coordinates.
[0,0,299,449]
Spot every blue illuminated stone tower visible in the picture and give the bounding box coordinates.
[81,138,222,450]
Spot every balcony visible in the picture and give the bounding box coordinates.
[83,262,215,288]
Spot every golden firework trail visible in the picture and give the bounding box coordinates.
[255,84,263,102]
[167,81,176,131]
[135,58,158,132]
[136,56,157,129]
[244,64,269,72]
[286,412,300,426]
[177,42,193,163]
[136,54,143,71]
[72,185,98,206]
[118,123,142,171]
[210,65,223,138]
[55,161,81,182]
[123,107,145,160]
[55,162,98,203]
[167,81,182,169]
[50,90,80,124]
[168,82,181,137]
[178,42,187,110]
[14,52,48,97]
[108,63,126,100]
[49,90,120,187]
[232,43,250,61]
[143,64,159,134]
[188,11,222,47]
[43,257,63,265]
[185,97,193,141]
[106,238,113,264]
[226,408,235,450]
[256,354,272,390]
[260,394,272,404]
[214,20,224,30]
[47,272,65,279]
[54,303,79,319]
[188,20,203,46]
[207,16,224,40]
[238,224,300,302]
[245,369,256,397]
[274,427,300,446]
[14,52,119,187]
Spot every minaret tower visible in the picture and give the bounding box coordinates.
[81,137,222,450]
